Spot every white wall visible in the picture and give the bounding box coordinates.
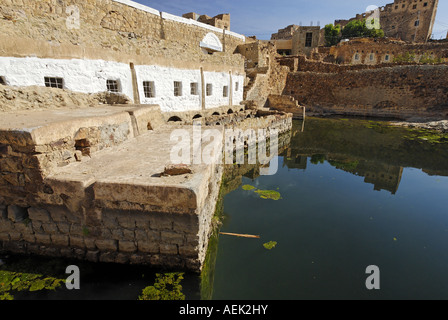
[0,57,134,101]
[135,65,202,112]
[0,56,246,112]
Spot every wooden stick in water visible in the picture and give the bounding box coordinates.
[219,232,260,239]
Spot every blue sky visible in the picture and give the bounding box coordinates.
[138,0,448,40]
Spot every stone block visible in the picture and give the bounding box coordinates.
[122,229,135,240]
[42,223,58,234]
[51,234,69,246]
[56,222,70,234]
[28,208,51,222]
[85,250,99,262]
[0,205,7,219]
[47,206,69,222]
[119,240,137,253]
[69,236,85,249]
[130,254,151,265]
[137,241,159,254]
[0,233,10,241]
[22,233,36,243]
[149,213,173,231]
[116,215,135,229]
[159,243,178,255]
[84,238,97,250]
[35,233,51,245]
[95,239,118,251]
[179,245,198,257]
[9,232,22,241]
[161,231,185,245]
[7,205,28,222]
[99,252,117,263]
[115,253,130,264]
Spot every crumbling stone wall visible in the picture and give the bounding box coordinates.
[284,64,448,120]
[323,38,448,65]
[237,41,290,108]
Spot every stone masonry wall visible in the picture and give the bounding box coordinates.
[0,203,204,270]
[284,64,448,120]
[0,0,245,71]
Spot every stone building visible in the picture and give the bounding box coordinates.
[335,0,439,43]
[0,0,246,113]
[183,12,231,30]
[271,25,322,57]
[271,25,300,40]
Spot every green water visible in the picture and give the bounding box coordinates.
[212,118,448,300]
[2,117,448,300]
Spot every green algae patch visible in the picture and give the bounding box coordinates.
[255,189,282,201]
[0,270,64,300]
[242,184,282,200]
[263,241,278,250]
[405,129,448,145]
[139,272,185,301]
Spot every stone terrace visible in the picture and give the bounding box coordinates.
[0,105,292,271]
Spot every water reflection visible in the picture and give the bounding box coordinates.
[212,117,448,300]
[282,117,448,195]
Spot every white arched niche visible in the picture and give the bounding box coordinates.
[200,33,223,54]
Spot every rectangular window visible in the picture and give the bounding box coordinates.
[0,76,6,85]
[235,82,239,92]
[143,81,155,98]
[305,32,313,47]
[174,81,182,97]
[370,53,374,61]
[414,20,420,27]
[45,77,64,89]
[223,86,229,98]
[385,54,390,61]
[206,84,213,96]
[190,82,199,95]
[106,79,120,93]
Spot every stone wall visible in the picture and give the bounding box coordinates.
[284,64,448,120]
[0,203,206,270]
[238,41,290,108]
[0,0,245,73]
[323,38,448,65]
[267,95,305,119]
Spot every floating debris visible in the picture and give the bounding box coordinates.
[220,232,260,239]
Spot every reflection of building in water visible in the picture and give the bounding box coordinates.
[282,147,404,194]
[327,158,404,194]
[361,163,403,195]
[283,149,308,170]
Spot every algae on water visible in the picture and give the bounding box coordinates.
[263,241,278,250]
[0,270,64,300]
[254,189,282,200]
[138,272,185,301]
[242,185,282,201]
